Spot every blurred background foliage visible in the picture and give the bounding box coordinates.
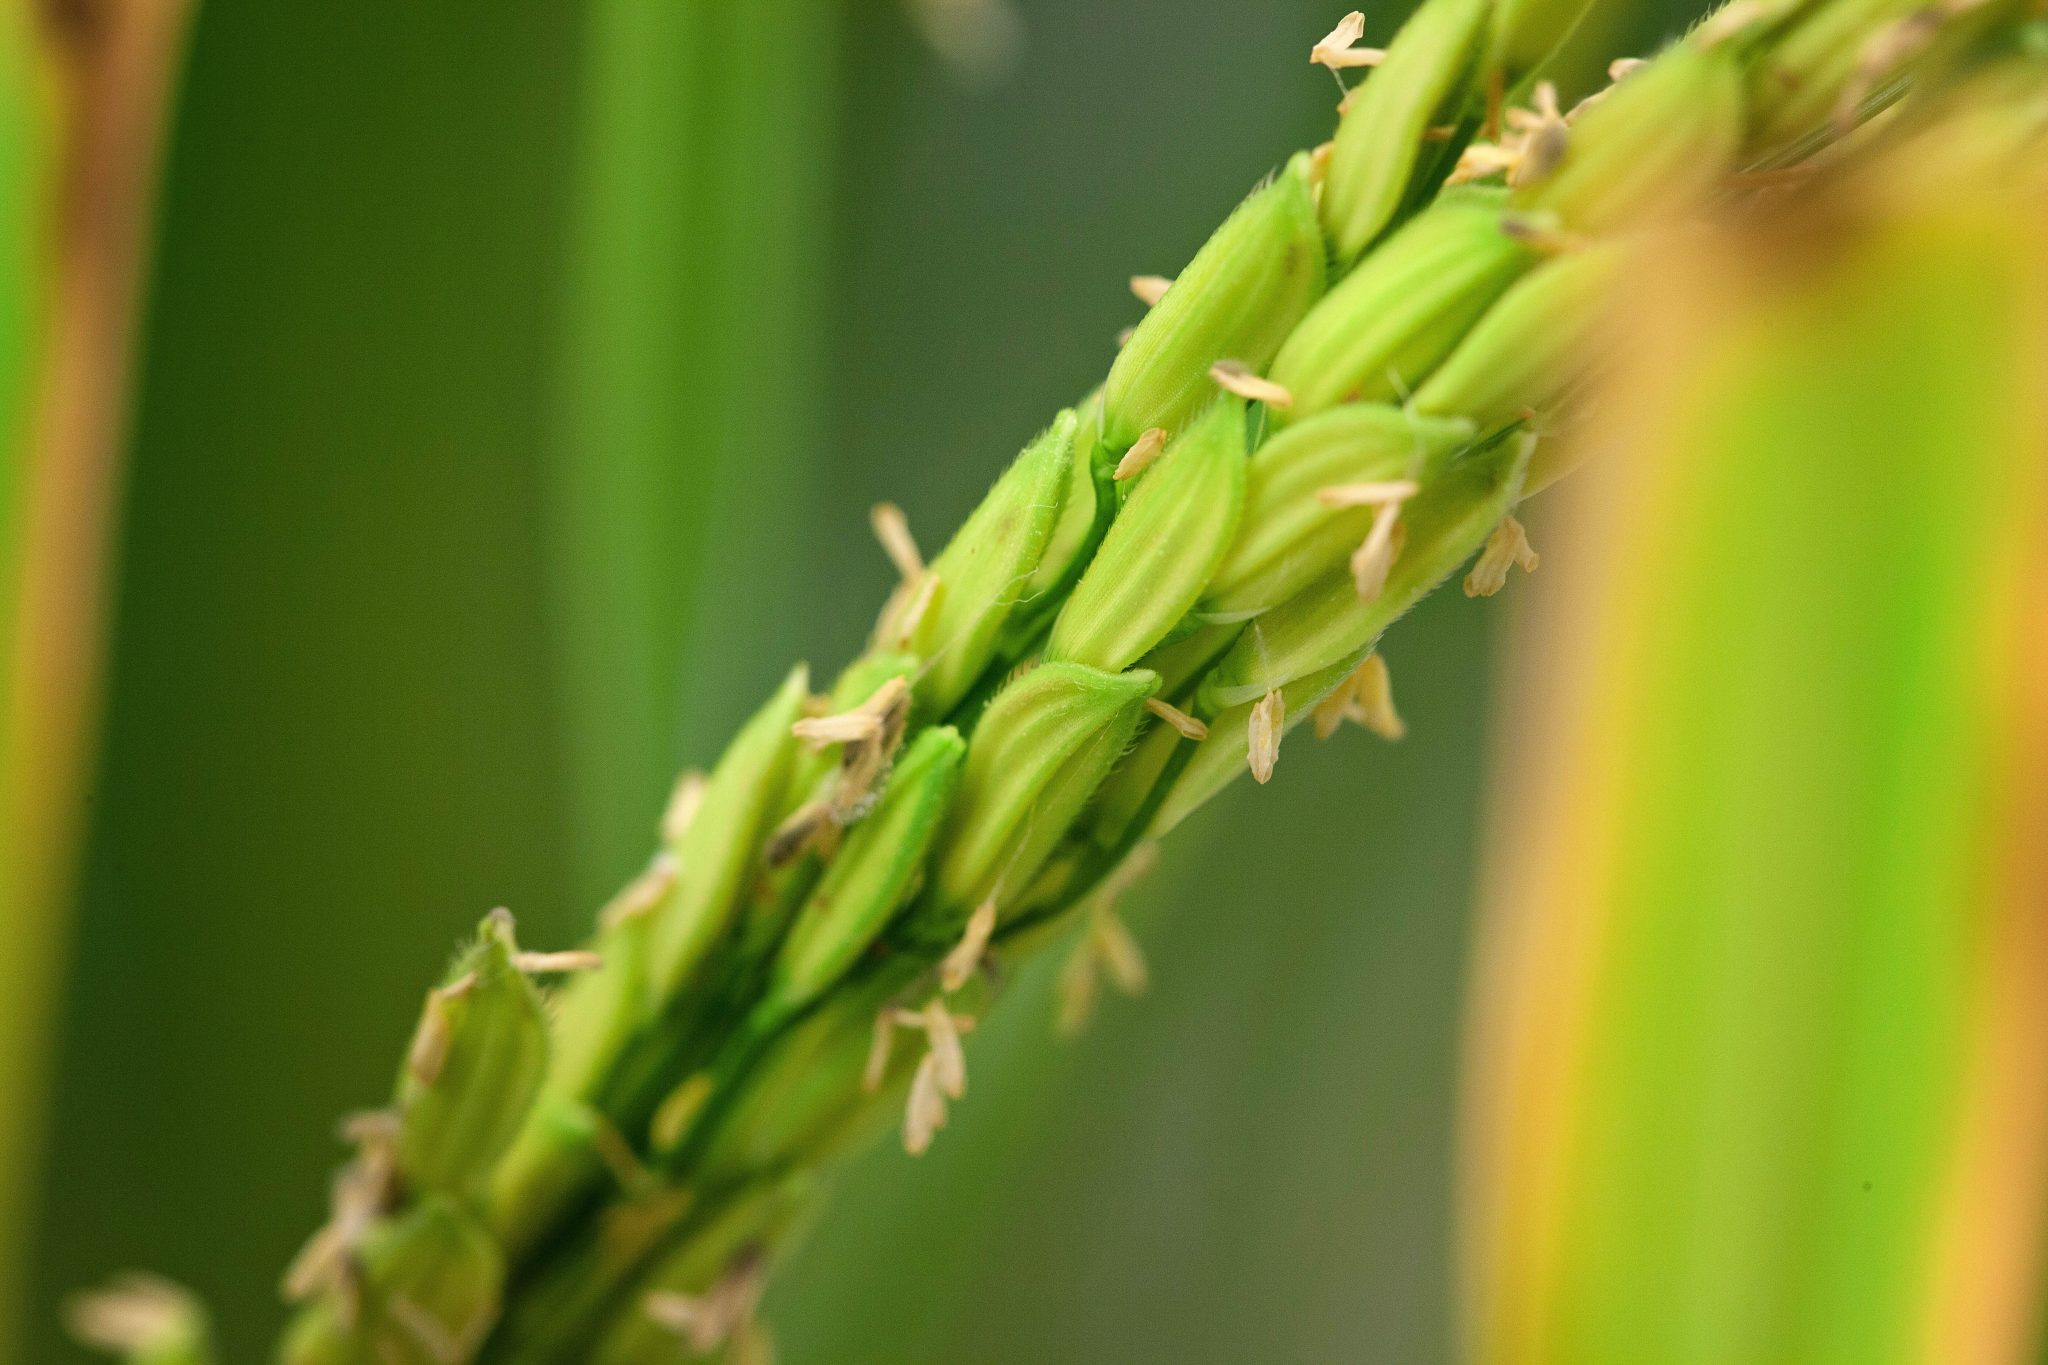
[1463,143,2048,1364]
[2,0,1723,1361]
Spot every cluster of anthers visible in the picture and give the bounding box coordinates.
[864,997,978,1155]
[775,667,915,864]
[834,487,1190,1152]
[1449,61,1649,188]
[797,0,1620,1156]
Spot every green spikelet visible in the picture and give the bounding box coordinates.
[1202,403,1475,620]
[1408,239,1626,429]
[1201,433,1533,710]
[926,662,1159,921]
[395,910,550,1200]
[1048,398,1248,670]
[1269,198,1535,422]
[1320,0,1493,264]
[763,725,965,1018]
[894,414,1075,714]
[646,665,809,1003]
[1518,43,1746,232]
[1101,157,1325,449]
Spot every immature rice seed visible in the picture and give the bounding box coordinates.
[904,1054,947,1155]
[1315,651,1405,739]
[863,1010,897,1094]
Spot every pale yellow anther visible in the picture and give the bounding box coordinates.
[1114,426,1170,480]
[1355,652,1405,740]
[1446,142,1520,185]
[1129,273,1173,306]
[1210,359,1294,408]
[1463,513,1539,597]
[1315,478,1419,509]
[940,899,998,993]
[1055,938,1102,1038]
[66,1275,203,1357]
[1569,59,1647,121]
[1312,681,1349,740]
[280,1223,347,1308]
[1145,696,1209,741]
[337,1107,401,1148]
[916,998,968,1098]
[792,675,911,750]
[869,501,924,580]
[1349,501,1403,602]
[889,570,943,649]
[1056,905,1150,1036]
[511,949,603,975]
[644,1257,766,1355]
[1311,11,1382,69]
[600,852,678,931]
[863,1009,897,1093]
[1505,83,1570,188]
[405,975,475,1087]
[1247,688,1285,784]
[1505,81,1563,133]
[1093,911,1149,995]
[791,712,882,747]
[1100,841,1160,903]
[660,771,708,844]
[904,1052,948,1155]
[1309,139,1337,187]
[879,1000,977,1150]
[1314,651,1404,740]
